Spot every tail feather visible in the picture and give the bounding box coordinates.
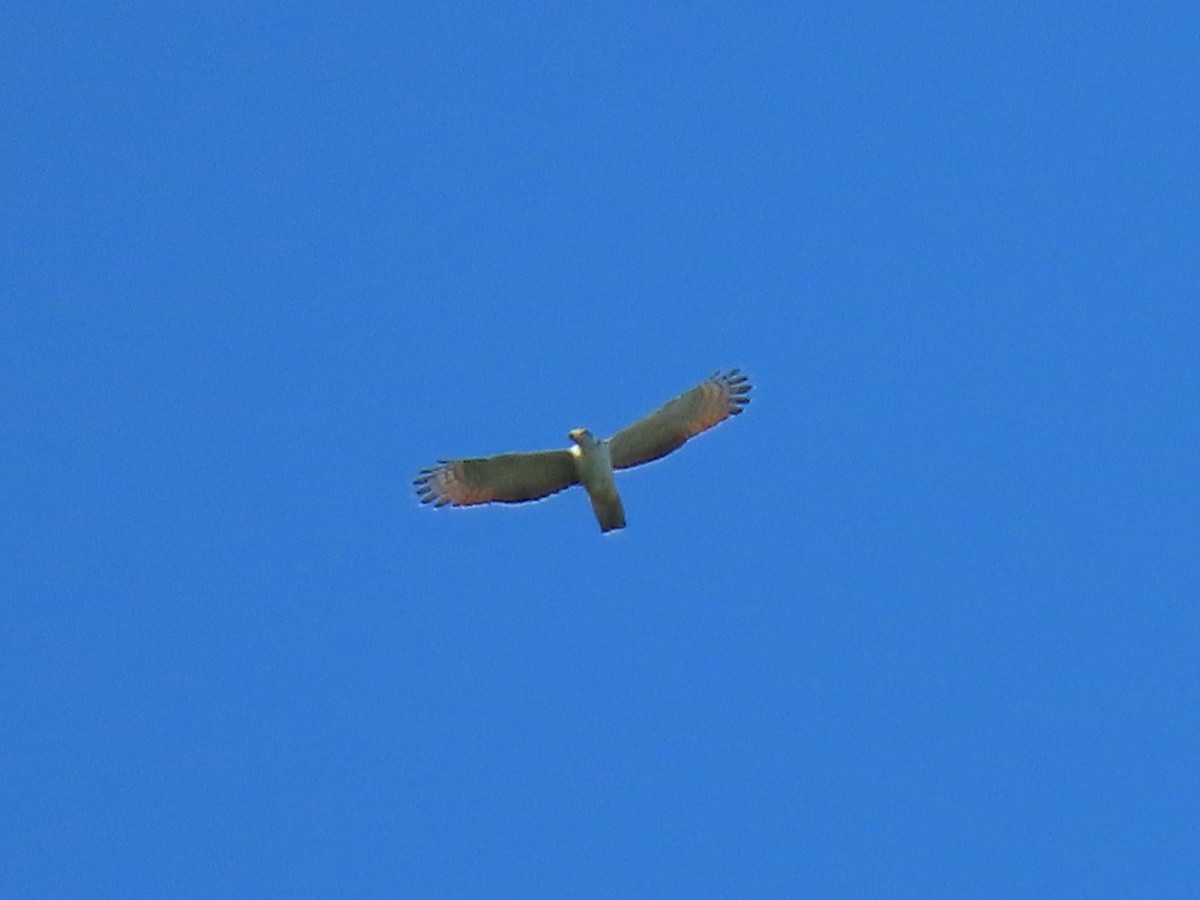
[588,486,626,533]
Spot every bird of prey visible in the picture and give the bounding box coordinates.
[415,368,752,533]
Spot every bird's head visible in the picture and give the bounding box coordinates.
[568,428,595,448]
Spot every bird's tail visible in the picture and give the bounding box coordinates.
[589,485,626,533]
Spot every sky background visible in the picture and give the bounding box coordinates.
[4,2,1199,896]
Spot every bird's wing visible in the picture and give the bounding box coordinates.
[415,449,579,506]
[607,369,752,470]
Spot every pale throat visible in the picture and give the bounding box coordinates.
[569,431,613,480]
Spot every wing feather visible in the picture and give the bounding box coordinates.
[414,449,578,507]
[607,369,752,470]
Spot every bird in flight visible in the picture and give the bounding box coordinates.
[415,369,752,533]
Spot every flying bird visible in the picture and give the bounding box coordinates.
[414,368,752,533]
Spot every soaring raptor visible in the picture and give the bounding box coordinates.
[415,369,752,533]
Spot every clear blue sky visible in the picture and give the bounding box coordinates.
[5,2,1198,896]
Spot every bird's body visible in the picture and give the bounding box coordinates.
[415,368,752,533]
[568,428,626,533]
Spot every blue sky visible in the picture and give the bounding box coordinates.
[4,2,1198,895]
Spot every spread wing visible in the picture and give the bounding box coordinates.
[414,449,579,507]
[607,369,752,470]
